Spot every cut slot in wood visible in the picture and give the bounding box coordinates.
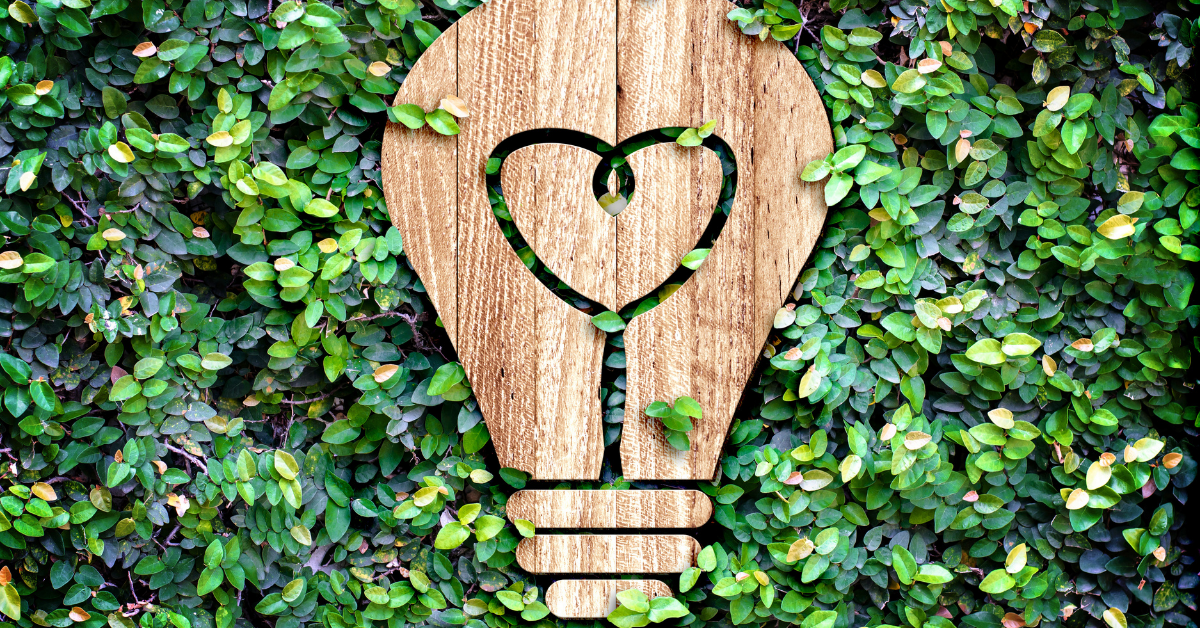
[546,580,672,619]
[507,490,712,528]
[515,535,700,574]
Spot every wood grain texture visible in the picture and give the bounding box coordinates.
[617,0,832,480]
[616,143,722,308]
[546,580,671,619]
[507,490,712,528]
[516,535,700,574]
[381,27,458,344]
[502,144,616,309]
[454,0,616,479]
[382,0,831,481]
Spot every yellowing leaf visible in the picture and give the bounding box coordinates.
[69,608,91,622]
[787,538,815,562]
[880,423,897,441]
[318,238,338,253]
[18,171,36,191]
[904,431,931,450]
[1097,214,1137,239]
[102,228,126,241]
[368,61,391,77]
[955,137,970,162]
[840,454,862,482]
[1102,608,1127,628]
[7,0,35,23]
[797,367,821,398]
[918,58,942,74]
[413,486,439,507]
[34,80,54,95]
[166,493,190,516]
[1163,452,1183,469]
[861,69,886,88]
[374,364,398,383]
[1131,438,1164,462]
[440,94,469,118]
[799,470,833,491]
[133,42,157,57]
[1086,461,1111,490]
[1066,488,1089,510]
[108,142,135,163]
[1045,86,1070,111]
[274,257,295,271]
[1071,338,1094,352]
[192,227,210,238]
[1005,543,1027,574]
[0,251,22,270]
[1042,355,1057,376]
[988,408,1014,429]
[31,482,57,501]
[207,131,234,147]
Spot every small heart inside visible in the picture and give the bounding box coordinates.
[498,139,724,312]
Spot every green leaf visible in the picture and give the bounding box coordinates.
[273,450,299,480]
[1001,333,1041,356]
[434,522,471,549]
[591,311,626,332]
[979,569,1016,594]
[102,87,127,118]
[965,339,1006,365]
[427,362,466,396]
[891,545,917,585]
[426,109,460,135]
[109,375,142,402]
[831,144,866,170]
[391,104,427,129]
[617,588,650,614]
[680,248,709,270]
[891,69,926,93]
[0,583,20,621]
[825,172,853,205]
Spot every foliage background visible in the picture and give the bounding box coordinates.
[0,0,1198,628]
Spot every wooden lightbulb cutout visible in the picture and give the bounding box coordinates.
[381,0,832,618]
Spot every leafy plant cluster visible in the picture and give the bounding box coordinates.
[0,1,1198,628]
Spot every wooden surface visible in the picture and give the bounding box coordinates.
[617,143,722,308]
[507,490,712,528]
[502,144,616,309]
[546,580,671,619]
[381,27,458,344]
[454,0,616,480]
[515,535,700,574]
[616,0,832,479]
[382,0,831,481]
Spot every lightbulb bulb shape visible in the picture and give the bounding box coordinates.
[381,0,832,481]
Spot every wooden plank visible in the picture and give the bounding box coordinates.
[381,27,458,344]
[516,535,700,574]
[502,144,617,310]
[616,0,831,480]
[507,490,712,528]
[451,0,617,479]
[615,143,722,309]
[546,580,672,619]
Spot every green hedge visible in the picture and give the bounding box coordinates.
[1,1,1198,628]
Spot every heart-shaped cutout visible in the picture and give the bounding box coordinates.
[501,141,722,311]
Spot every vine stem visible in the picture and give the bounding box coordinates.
[164,442,208,473]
